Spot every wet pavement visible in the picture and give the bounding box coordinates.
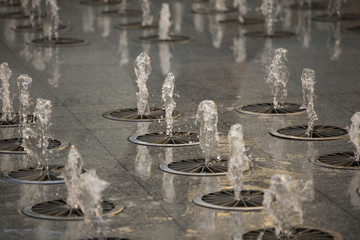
[0,0,360,239]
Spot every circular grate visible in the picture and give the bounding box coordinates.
[0,0,21,7]
[27,38,89,47]
[0,11,26,19]
[114,22,158,30]
[101,9,142,17]
[160,158,228,176]
[0,138,68,154]
[0,113,35,128]
[0,11,44,19]
[1,165,66,184]
[235,103,306,116]
[129,132,199,147]
[242,226,343,240]
[345,26,360,34]
[219,18,264,26]
[102,108,181,122]
[245,31,296,38]
[193,189,264,211]
[312,13,360,22]
[138,35,191,44]
[270,125,348,141]
[288,2,328,10]
[310,152,360,170]
[13,24,69,33]
[22,199,124,221]
[79,0,123,5]
[191,7,237,15]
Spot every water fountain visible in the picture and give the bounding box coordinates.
[313,0,360,22]
[192,0,236,15]
[288,0,327,11]
[114,0,157,29]
[21,145,124,222]
[242,174,341,239]
[209,14,225,49]
[103,52,182,122]
[101,0,142,17]
[160,100,227,175]
[139,3,190,43]
[129,72,199,147]
[28,0,88,47]
[219,0,263,26]
[0,64,35,127]
[310,112,360,169]
[271,68,348,140]
[236,48,306,116]
[0,97,69,184]
[193,123,264,210]
[245,0,295,38]
[296,10,312,49]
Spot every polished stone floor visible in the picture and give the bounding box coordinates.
[0,0,360,239]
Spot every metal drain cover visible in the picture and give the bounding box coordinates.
[79,0,123,5]
[244,31,296,38]
[270,125,348,141]
[101,9,142,17]
[287,2,328,10]
[114,22,158,30]
[129,132,199,147]
[193,189,264,211]
[27,38,89,47]
[242,226,343,240]
[13,24,69,33]
[0,138,68,154]
[102,108,181,122]
[1,165,66,184]
[235,103,305,116]
[310,152,360,170]
[191,7,237,15]
[138,35,191,44]
[0,113,35,128]
[160,158,228,176]
[0,11,44,19]
[219,18,264,26]
[22,199,124,221]
[312,13,360,22]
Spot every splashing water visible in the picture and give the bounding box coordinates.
[266,48,290,109]
[118,0,127,13]
[327,0,343,17]
[43,0,60,41]
[162,73,176,137]
[261,0,279,36]
[174,2,183,33]
[196,100,219,165]
[78,170,108,225]
[159,3,172,40]
[0,62,14,122]
[141,0,153,27]
[300,68,318,137]
[263,174,314,238]
[118,31,129,66]
[134,52,151,116]
[34,98,52,167]
[349,112,360,161]
[227,124,252,200]
[63,146,84,209]
[234,0,247,23]
[63,146,108,232]
[17,74,32,128]
[328,22,342,61]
